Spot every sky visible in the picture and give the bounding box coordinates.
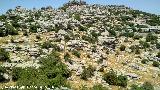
[0,0,160,15]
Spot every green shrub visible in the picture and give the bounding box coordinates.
[72,50,81,58]
[141,59,149,64]
[103,70,118,85]
[80,65,95,80]
[131,82,154,90]
[0,48,10,62]
[120,45,126,51]
[156,52,160,58]
[103,70,128,87]
[91,84,108,90]
[152,61,159,67]
[142,82,154,90]
[12,52,71,88]
[64,53,72,64]
[146,33,158,42]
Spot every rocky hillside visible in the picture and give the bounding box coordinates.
[0,1,160,90]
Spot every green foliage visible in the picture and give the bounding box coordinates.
[108,30,116,36]
[5,23,18,35]
[0,15,6,21]
[82,35,97,44]
[41,41,53,49]
[41,42,60,51]
[103,70,117,85]
[122,32,134,37]
[0,67,6,82]
[12,67,23,81]
[142,82,154,90]
[72,50,81,58]
[146,16,160,26]
[64,53,72,64]
[120,45,126,51]
[74,13,81,21]
[80,65,95,80]
[136,24,148,28]
[103,70,128,87]
[64,35,71,42]
[133,35,143,40]
[12,52,71,88]
[91,84,108,90]
[0,48,10,62]
[152,61,159,67]
[0,28,6,37]
[29,24,40,33]
[156,43,160,49]
[131,82,154,90]
[79,25,87,31]
[121,16,134,21]
[146,33,158,42]
[139,41,150,49]
[141,59,149,64]
[156,52,160,58]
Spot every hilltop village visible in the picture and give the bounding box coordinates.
[0,1,160,90]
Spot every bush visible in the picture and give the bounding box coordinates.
[156,52,160,58]
[5,23,18,35]
[117,75,128,87]
[141,59,149,64]
[74,13,81,21]
[64,53,72,64]
[156,43,160,49]
[139,41,150,49]
[80,65,95,80]
[103,70,128,87]
[91,84,108,90]
[103,70,117,85]
[152,61,159,67]
[133,35,143,40]
[131,82,154,90]
[146,33,158,42]
[142,82,154,90]
[12,52,71,88]
[120,45,126,51]
[0,48,10,62]
[0,67,6,82]
[108,30,116,36]
[72,50,81,58]
[12,67,23,81]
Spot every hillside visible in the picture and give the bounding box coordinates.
[0,1,160,90]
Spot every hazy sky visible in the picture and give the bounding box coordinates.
[0,0,160,15]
